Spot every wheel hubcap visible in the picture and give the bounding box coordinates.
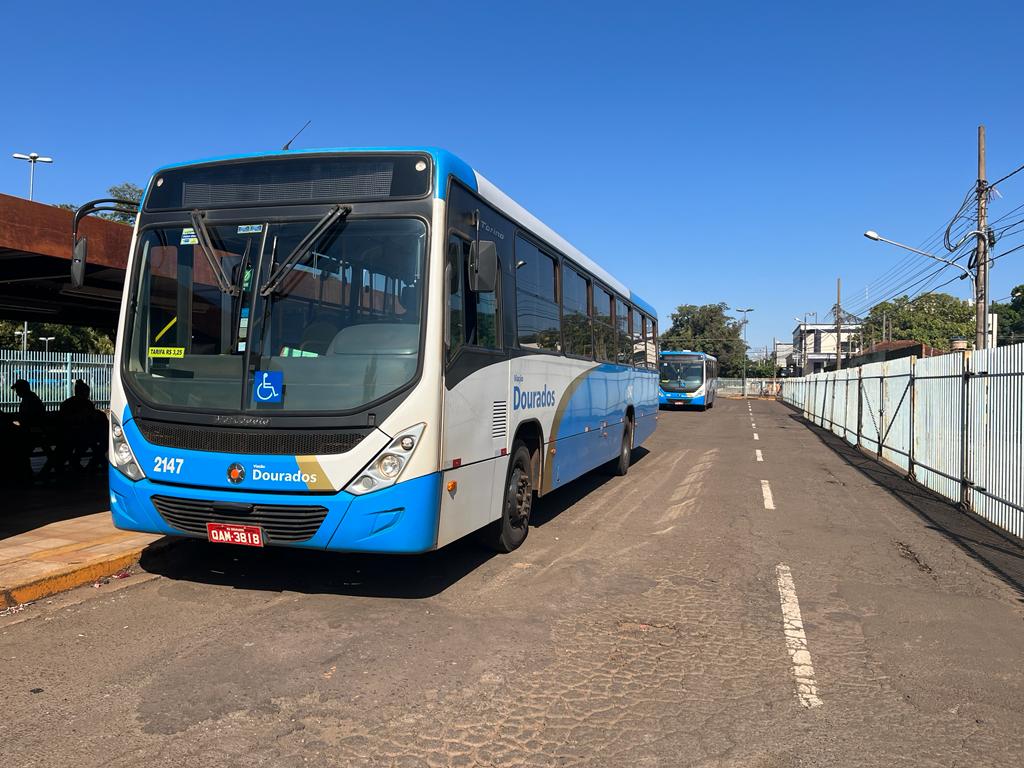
[510,466,531,529]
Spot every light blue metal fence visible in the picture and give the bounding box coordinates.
[779,345,1024,540]
[0,349,114,412]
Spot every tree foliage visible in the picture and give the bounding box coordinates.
[990,284,1024,346]
[103,182,143,225]
[861,293,974,349]
[0,321,114,354]
[53,182,142,224]
[661,303,748,376]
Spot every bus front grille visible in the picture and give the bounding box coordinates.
[135,420,367,455]
[152,495,329,543]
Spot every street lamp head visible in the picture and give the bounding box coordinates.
[12,153,30,160]
[864,230,880,241]
[37,156,53,163]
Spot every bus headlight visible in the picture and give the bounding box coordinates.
[377,454,403,478]
[111,414,145,481]
[347,423,425,495]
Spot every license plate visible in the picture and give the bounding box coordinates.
[206,522,264,547]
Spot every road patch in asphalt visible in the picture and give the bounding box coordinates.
[775,563,823,708]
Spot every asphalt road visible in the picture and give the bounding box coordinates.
[2,399,1023,767]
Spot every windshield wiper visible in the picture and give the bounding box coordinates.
[260,204,351,297]
[189,210,239,296]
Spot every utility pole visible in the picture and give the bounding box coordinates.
[835,278,843,371]
[975,125,989,349]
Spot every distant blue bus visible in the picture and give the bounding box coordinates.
[658,350,718,410]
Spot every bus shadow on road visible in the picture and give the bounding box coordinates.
[789,412,1024,601]
[139,536,497,600]
[138,447,652,599]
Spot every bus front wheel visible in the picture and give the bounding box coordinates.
[476,442,533,553]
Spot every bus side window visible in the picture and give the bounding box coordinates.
[447,235,466,360]
[631,309,644,367]
[448,234,499,354]
[644,315,658,368]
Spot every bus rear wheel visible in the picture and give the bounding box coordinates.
[476,442,533,553]
[608,416,633,476]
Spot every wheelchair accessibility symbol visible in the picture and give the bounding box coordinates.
[254,370,283,403]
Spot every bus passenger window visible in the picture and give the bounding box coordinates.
[616,300,631,364]
[645,316,658,368]
[631,309,644,367]
[594,287,616,363]
[514,235,560,352]
[562,267,593,358]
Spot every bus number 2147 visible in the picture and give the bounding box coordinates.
[154,456,184,474]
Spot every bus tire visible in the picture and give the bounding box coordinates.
[608,416,633,476]
[476,442,532,553]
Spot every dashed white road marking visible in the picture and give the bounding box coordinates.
[760,479,775,509]
[775,564,823,708]
[751,422,757,429]
[753,433,760,440]
[755,449,763,462]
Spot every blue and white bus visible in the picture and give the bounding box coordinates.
[658,350,718,410]
[82,148,660,554]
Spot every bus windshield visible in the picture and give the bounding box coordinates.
[659,358,704,392]
[125,216,427,413]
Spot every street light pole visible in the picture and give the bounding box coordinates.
[15,323,30,353]
[11,152,54,201]
[40,336,56,353]
[733,307,754,398]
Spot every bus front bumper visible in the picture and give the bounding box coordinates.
[109,468,442,554]
[659,392,705,406]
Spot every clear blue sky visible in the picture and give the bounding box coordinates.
[3,0,1023,351]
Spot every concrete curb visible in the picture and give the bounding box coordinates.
[0,537,173,608]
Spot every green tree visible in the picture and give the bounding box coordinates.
[103,182,143,225]
[661,303,747,376]
[746,357,776,378]
[862,293,974,349]
[52,182,141,222]
[0,320,114,354]
[991,284,1024,346]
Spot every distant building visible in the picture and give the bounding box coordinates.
[772,341,793,371]
[787,321,862,375]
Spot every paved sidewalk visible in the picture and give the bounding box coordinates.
[1,512,163,607]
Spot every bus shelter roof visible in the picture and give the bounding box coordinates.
[0,194,131,330]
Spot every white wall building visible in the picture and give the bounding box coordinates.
[787,322,862,375]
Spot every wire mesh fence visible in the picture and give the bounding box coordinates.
[779,345,1024,540]
[1,349,113,413]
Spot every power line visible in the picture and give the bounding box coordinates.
[846,216,976,317]
[989,161,1024,189]
[845,238,975,316]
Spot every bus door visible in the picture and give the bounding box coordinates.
[440,230,508,538]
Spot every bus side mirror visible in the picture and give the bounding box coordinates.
[71,237,88,288]
[468,240,497,292]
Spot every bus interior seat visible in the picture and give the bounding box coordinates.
[298,316,339,354]
[399,285,419,320]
